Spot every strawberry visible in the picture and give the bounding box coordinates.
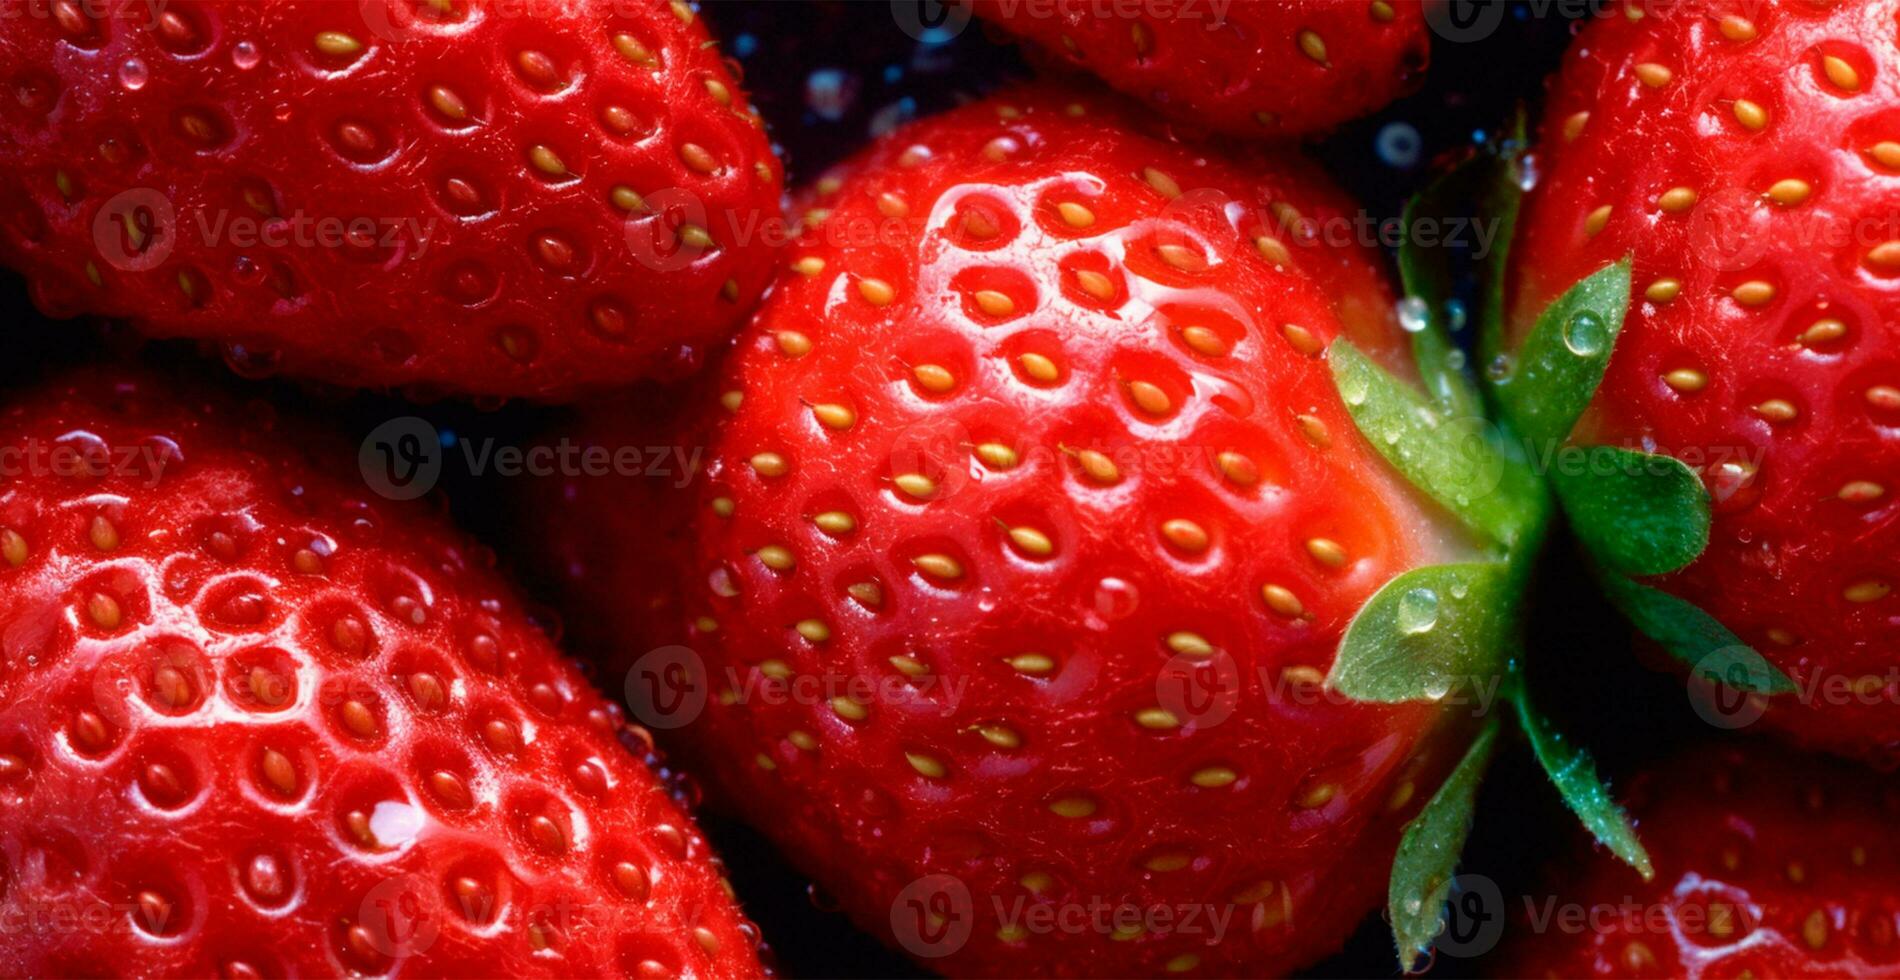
[0,366,767,976]
[1494,0,1900,764]
[0,0,783,400]
[1498,739,1900,978]
[969,0,1430,138]
[525,86,1564,976]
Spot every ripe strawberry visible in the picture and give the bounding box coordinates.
[1498,0,1900,763]
[970,0,1430,138]
[539,87,1512,976]
[1499,740,1900,978]
[0,366,766,976]
[0,0,783,400]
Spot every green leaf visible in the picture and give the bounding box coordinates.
[1328,562,1515,702]
[1330,339,1535,547]
[1389,716,1502,973]
[1595,572,1796,694]
[1476,108,1528,379]
[1510,680,1653,880]
[1494,258,1632,449]
[1397,160,1484,422]
[1552,446,1710,576]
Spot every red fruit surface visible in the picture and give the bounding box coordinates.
[1507,0,1900,763]
[0,0,783,400]
[0,367,765,977]
[580,88,1487,976]
[971,0,1430,137]
[1499,740,1900,978]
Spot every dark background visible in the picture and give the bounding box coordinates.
[2,3,1711,977]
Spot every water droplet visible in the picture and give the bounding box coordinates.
[232,41,260,70]
[1088,577,1140,628]
[1422,673,1453,701]
[369,800,423,846]
[1340,370,1369,407]
[1446,300,1469,333]
[1486,354,1516,381]
[1562,311,1606,356]
[1449,581,1470,600]
[1397,296,1430,334]
[1376,121,1422,169]
[1446,349,1467,371]
[118,58,148,90]
[1396,588,1440,635]
[1517,153,1542,192]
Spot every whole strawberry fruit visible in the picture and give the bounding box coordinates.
[970,0,1430,137]
[0,0,782,400]
[0,366,766,976]
[1498,739,1900,978]
[1496,0,1900,764]
[556,87,1528,976]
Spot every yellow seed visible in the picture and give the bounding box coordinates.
[876,192,908,218]
[775,330,811,357]
[1191,766,1237,788]
[90,516,119,551]
[1297,29,1327,65]
[314,31,363,57]
[1823,55,1860,92]
[1801,318,1847,346]
[1733,99,1768,131]
[1076,449,1121,484]
[1869,385,1900,410]
[1180,326,1227,357]
[1871,142,1900,169]
[1074,269,1116,301]
[849,582,883,607]
[1840,481,1885,502]
[754,753,775,771]
[1056,202,1095,228]
[1664,369,1708,393]
[1166,955,1200,974]
[981,137,1017,162]
[1634,62,1673,88]
[1156,243,1201,271]
[812,511,856,535]
[1718,15,1757,42]
[87,593,121,630]
[1167,632,1213,657]
[1866,241,1900,270]
[1306,538,1348,568]
[894,473,937,499]
[1007,653,1055,676]
[1370,0,1395,21]
[1584,204,1612,236]
[1216,452,1260,485]
[1387,781,1417,812]
[612,34,656,67]
[812,403,855,430]
[1297,782,1338,808]
[795,619,831,643]
[1255,235,1291,265]
[1767,179,1812,206]
[1017,352,1062,383]
[695,616,718,633]
[1281,323,1323,357]
[977,724,1021,749]
[832,697,868,722]
[1768,628,1796,645]
[1296,414,1331,447]
[1845,580,1891,603]
[1732,281,1776,306]
[913,364,955,392]
[749,452,788,477]
[528,145,567,178]
[1143,167,1181,199]
[976,443,1019,469]
[703,78,731,105]
[1008,527,1054,557]
[1562,110,1590,142]
[611,186,645,213]
[680,224,712,249]
[756,545,794,571]
[857,278,895,306]
[913,554,963,580]
[792,256,824,276]
[1657,187,1697,213]
[1645,278,1682,303]
[974,290,1015,316]
[906,752,947,779]
[1162,519,1209,552]
[1134,707,1180,729]
[1803,909,1829,950]
[0,529,26,567]
[1754,399,1799,422]
[1130,21,1151,57]
[669,0,693,24]
[427,85,468,120]
[1049,796,1096,818]
[1262,584,1303,618]
[1128,380,1171,416]
[758,659,792,680]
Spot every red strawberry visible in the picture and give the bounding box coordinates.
[536,88,1505,976]
[970,0,1430,137]
[0,0,783,400]
[0,366,766,976]
[1498,0,1900,763]
[1498,740,1900,978]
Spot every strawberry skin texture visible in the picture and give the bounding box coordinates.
[1501,741,1900,978]
[639,89,1481,976]
[0,368,765,977]
[971,0,1429,137]
[1509,1,1900,763]
[0,0,783,400]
